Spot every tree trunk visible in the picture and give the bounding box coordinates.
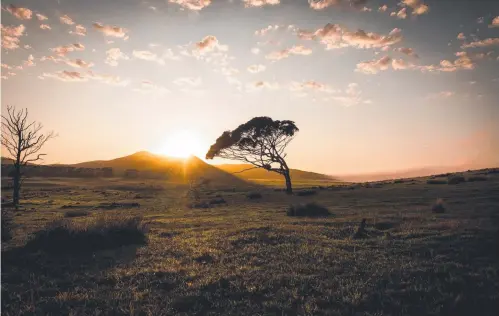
[283,170,293,195]
[12,164,21,207]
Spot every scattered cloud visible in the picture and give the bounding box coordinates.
[51,43,85,56]
[23,54,35,67]
[378,5,388,12]
[477,17,484,24]
[1,63,12,70]
[427,91,455,99]
[195,35,228,54]
[87,71,129,86]
[251,47,260,54]
[400,0,429,16]
[1,24,26,50]
[247,64,266,73]
[356,56,392,74]
[457,33,466,40]
[59,14,74,25]
[5,5,32,20]
[266,45,312,60]
[490,16,499,28]
[70,25,86,36]
[308,0,369,10]
[390,8,407,19]
[243,0,280,8]
[461,38,499,49]
[36,13,48,21]
[65,59,94,68]
[40,24,51,30]
[43,70,88,82]
[255,25,280,36]
[105,48,130,66]
[329,83,370,107]
[133,50,165,65]
[247,81,279,91]
[395,47,419,58]
[173,77,202,87]
[299,23,403,50]
[168,0,211,11]
[290,80,336,93]
[134,80,170,94]
[93,22,128,38]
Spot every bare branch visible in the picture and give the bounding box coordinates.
[232,166,260,174]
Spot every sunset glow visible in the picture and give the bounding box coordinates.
[154,130,205,158]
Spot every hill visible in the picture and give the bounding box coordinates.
[215,163,337,185]
[70,151,251,187]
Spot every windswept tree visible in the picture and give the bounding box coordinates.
[206,116,299,194]
[1,106,55,206]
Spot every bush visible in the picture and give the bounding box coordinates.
[246,192,263,199]
[447,175,466,185]
[467,175,488,182]
[296,190,317,197]
[287,203,330,217]
[393,179,404,184]
[190,202,210,209]
[1,209,13,242]
[209,197,226,205]
[25,216,148,254]
[427,179,447,185]
[64,210,90,218]
[432,198,445,213]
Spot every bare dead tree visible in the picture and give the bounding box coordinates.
[1,105,55,206]
[206,116,299,194]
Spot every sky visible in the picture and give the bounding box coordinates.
[1,0,499,175]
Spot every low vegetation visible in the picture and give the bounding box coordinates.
[295,189,317,196]
[246,191,263,199]
[432,198,446,213]
[64,209,90,218]
[287,202,330,217]
[427,178,447,185]
[25,216,148,254]
[448,175,466,185]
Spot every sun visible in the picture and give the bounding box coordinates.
[154,130,204,158]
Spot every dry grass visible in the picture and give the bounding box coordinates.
[1,172,499,315]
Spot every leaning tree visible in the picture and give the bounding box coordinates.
[206,116,299,194]
[1,106,55,206]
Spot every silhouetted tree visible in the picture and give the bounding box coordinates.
[206,116,299,194]
[1,106,55,206]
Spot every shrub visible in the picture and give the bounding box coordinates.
[1,209,13,242]
[64,210,90,218]
[209,197,226,205]
[287,203,330,217]
[447,175,466,185]
[432,198,445,213]
[427,179,447,185]
[467,175,488,182]
[25,216,148,254]
[296,190,317,197]
[246,192,263,199]
[190,202,210,209]
[393,179,404,184]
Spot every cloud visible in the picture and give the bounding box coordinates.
[299,23,403,50]
[266,45,312,60]
[195,35,228,53]
[5,5,32,20]
[93,22,128,38]
[168,0,211,10]
[173,77,202,87]
[255,25,280,36]
[1,63,12,70]
[490,16,499,28]
[133,50,165,65]
[70,25,86,36]
[23,54,35,67]
[461,38,499,49]
[400,0,429,16]
[378,5,388,12]
[243,0,280,8]
[308,0,368,10]
[356,56,392,74]
[105,48,130,66]
[87,71,129,86]
[1,24,26,50]
[247,81,279,91]
[477,17,484,24]
[43,70,88,82]
[59,14,74,25]
[251,48,260,54]
[65,59,94,68]
[40,24,51,30]
[290,80,336,93]
[395,47,419,58]
[247,64,266,73]
[427,91,455,99]
[36,13,48,21]
[390,8,407,19]
[51,43,85,56]
[133,80,170,94]
[457,33,466,40]
[329,83,370,106]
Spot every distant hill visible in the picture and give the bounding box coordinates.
[336,166,478,182]
[70,151,251,186]
[215,163,336,182]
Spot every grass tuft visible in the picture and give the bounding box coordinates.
[296,190,317,196]
[448,175,466,185]
[246,192,263,199]
[432,198,446,213]
[64,210,90,218]
[427,179,447,185]
[467,175,488,182]
[25,216,148,254]
[287,202,330,217]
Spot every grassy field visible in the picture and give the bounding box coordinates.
[2,171,499,315]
